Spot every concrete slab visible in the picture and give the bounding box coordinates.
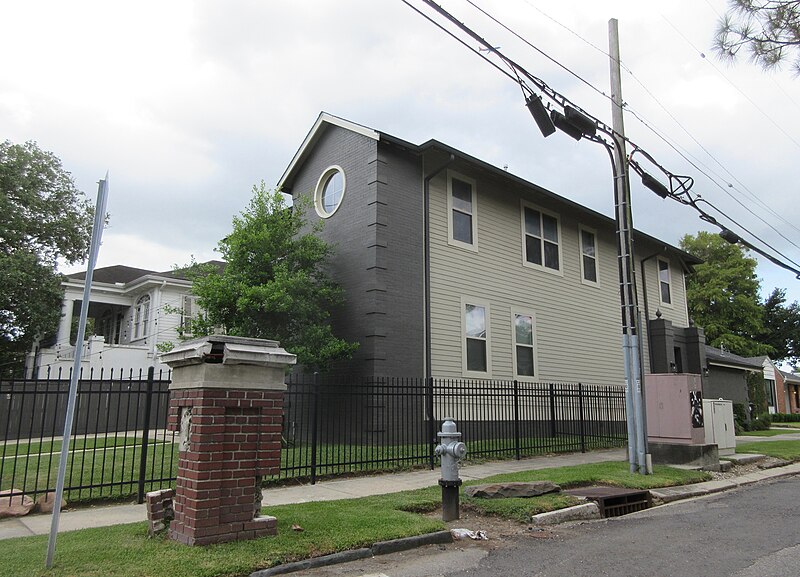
[0,519,35,540]
[724,453,766,465]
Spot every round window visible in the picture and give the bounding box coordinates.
[314,166,346,218]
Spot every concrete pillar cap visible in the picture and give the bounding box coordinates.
[160,335,296,369]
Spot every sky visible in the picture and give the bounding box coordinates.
[3,0,800,305]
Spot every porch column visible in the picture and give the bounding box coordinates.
[57,299,75,348]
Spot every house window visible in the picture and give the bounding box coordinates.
[765,378,777,409]
[463,301,489,374]
[314,166,346,218]
[513,312,536,378]
[579,226,598,284]
[181,295,198,335]
[448,172,477,249]
[522,203,560,272]
[658,258,672,304]
[134,294,150,340]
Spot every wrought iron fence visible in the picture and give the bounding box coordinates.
[279,375,627,483]
[0,367,175,505]
[1,371,626,505]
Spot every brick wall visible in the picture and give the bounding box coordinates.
[166,388,283,545]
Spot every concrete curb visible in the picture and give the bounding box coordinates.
[249,531,454,576]
[532,502,601,525]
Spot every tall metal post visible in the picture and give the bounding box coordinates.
[608,19,648,474]
[46,174,109,568]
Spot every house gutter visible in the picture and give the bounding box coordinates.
[423,154,455,381]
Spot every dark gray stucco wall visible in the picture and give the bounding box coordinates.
[285,125,425,377]
[705,366,750,407]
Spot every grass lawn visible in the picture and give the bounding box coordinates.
[737,429,799,437]
[0,461,708,577]
[736,440,800,461]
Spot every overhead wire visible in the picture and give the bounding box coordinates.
[403,0,800,278]
[505,1,800,247]
[477,0,800,266]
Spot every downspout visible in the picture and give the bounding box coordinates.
[640,247,667,373]
[424,154,455,381]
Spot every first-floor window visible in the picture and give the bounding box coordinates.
[465,303,488,373]
[513,313,535,377]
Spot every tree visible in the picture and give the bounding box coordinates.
[187,182,358,370]
[0,141,93,372]
[760,287,800,363]
[680,231,773,357]
[714,0,800,73]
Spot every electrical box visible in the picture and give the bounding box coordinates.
[703,399,736,455]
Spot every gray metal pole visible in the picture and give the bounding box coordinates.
[45,174,109,568]
[608,19,648,474]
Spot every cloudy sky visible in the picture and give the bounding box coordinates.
[3,0,800,303]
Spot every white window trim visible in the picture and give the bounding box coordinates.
[314,165,346,219]
[511,308,538,381]
[447,170,478,252]
[520,200,563,276]
[578,225,600,287]
[657,257,673,307]
[461,296,491,378]
[133,294,151,341]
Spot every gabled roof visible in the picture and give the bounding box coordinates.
[277,112,701,268]
[705,345,764,370]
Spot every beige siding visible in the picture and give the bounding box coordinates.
[430,170,629,386]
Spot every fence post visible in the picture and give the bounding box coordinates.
[427,377,435,470]
[310,372,319,485]
[549,382,557,438]
[578,382,586,453]
[137,366,155,504]
[513,380,521,460]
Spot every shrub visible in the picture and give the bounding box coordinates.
[771,413,800,423]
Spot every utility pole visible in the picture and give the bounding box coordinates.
[608,18,649,474]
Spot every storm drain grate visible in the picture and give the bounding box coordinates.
[564,486,652,518]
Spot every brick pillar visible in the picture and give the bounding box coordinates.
[161,335,296,546]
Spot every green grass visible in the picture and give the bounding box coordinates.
[770,422,800,429]
[738,429,798,437]
[0,460,708,577]
[736,440,800,461]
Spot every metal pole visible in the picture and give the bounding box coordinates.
[46,173,109,568]
[609,19,648,474]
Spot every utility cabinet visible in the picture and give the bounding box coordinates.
[703,399,736,456]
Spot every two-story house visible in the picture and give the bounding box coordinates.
[278,113,699,385]
[28,263,222,378]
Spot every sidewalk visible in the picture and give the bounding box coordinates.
[0,448,625,540]
[2,444,799,542]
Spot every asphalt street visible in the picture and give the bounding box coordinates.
[296,474,800,577]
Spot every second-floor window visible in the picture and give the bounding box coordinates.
[522,203,560,272]
[134,294,150,340]
[580,226,598,284]
[448,172,477,249]
[658,258,672,304]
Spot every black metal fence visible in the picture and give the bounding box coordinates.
[1,371,627,505]
[0,367,175,505]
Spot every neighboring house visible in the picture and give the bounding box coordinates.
[27,263,222,378]
[277,112,699,384]
[703,345,763,411]
[780,370,800,414]
[746,356,787,414]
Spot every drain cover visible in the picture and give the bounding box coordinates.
[564,486,652,518]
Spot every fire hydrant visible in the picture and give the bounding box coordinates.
[435,418,467,521]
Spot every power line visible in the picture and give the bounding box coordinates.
[402,0,800,278]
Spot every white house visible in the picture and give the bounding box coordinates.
[28,263,221,378]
